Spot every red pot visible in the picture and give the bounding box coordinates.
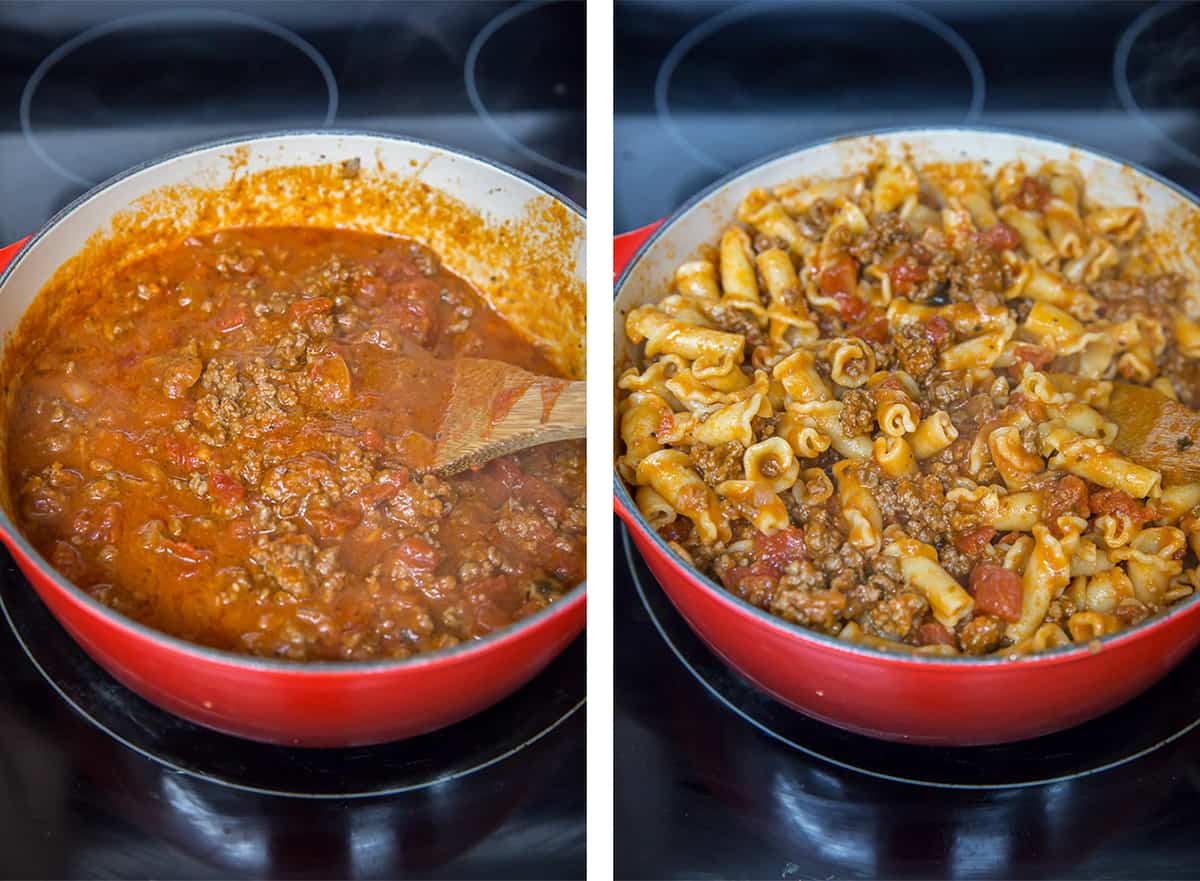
[614,127,1200,746]
[0,132,585,747]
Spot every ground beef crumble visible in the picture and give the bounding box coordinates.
[11,227,586,662]
[839,389,877,437]
[690,441,745,484]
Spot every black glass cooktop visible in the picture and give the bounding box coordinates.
[615,0,1200,232]
[0,2,585,878]
[616,524,1200,879]
[0,0,585,246]
[615,1,1200,878]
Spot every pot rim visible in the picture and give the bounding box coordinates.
[614,122,1200,669]
[0,127,586,675]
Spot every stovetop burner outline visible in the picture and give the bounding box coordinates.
[465,0,585,181]
[653,0,987,176]
[19,7,340,187]
[622,524,1200,791]
[1114,0,1200,170]
[0,556,584,800]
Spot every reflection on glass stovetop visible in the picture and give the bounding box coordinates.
[615,0,1200,231]
[0,0,585,245]
[0,580,586,879]
[615,522,1200,879]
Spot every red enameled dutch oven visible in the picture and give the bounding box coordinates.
[0,131,586,747]
[614,127,1200,746]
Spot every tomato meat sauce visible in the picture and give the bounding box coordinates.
[8,227,585,661]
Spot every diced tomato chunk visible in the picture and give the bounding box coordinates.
[467,574,512,601]
[924,315,951,347]
[1043,475,1091,524]
[831,290,870,323]
[954,525,996,556]
[970,564,1024,622]
[208,471,245,507]
[720,561,779,595]
[1015,176,1052,211]
[358,468,411,507]
[163,436,205,471]
[72,503,122,545]
[358,484,396,507]
[1011,344,1054,372]
[488,457,525,490]
[396,535,440,570]
[306,504,361,540]
[818,254,859,299]
[888,257,929,296]
[850,313,889,344]
[980,221,1022,252]
[464,576,519,633]
[1089,489,1155,526]
[286,296,334,321]
[475,473,512,510]
[390,281,441,348]
[215,306,248,332]
[306,351,353,408]
[914,621,956,647]
[753,526,807,570]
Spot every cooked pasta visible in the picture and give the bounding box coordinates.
[620,156,1199,656]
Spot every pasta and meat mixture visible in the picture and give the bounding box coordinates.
[619,158,1200,656]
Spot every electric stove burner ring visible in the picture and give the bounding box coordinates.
[20,8,340,187]
[0,556,584,800]
[622,525,1200,790]
[654,0,987,175]
[1114,0,1200,170]
[465,0,586,181]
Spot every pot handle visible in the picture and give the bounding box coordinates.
[0,237,31,274]
[613,220,663,281]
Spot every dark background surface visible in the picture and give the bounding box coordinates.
[615,0,1200,231]
[0,0,585,244]
[616,526,1200,880]
[0,1,586,878]
[615,1,1200,878]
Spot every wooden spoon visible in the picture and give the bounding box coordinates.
[428,358,586,476]
[1050,373,1200,483]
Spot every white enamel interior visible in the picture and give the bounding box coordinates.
[1,131,585,343]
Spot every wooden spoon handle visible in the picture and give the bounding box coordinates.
[1103,381,1200,482]
[1048,372,1200,482]
[433,366,586,475]
[516,377,587,435]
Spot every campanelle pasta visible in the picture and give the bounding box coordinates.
[619,157,1200,656]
